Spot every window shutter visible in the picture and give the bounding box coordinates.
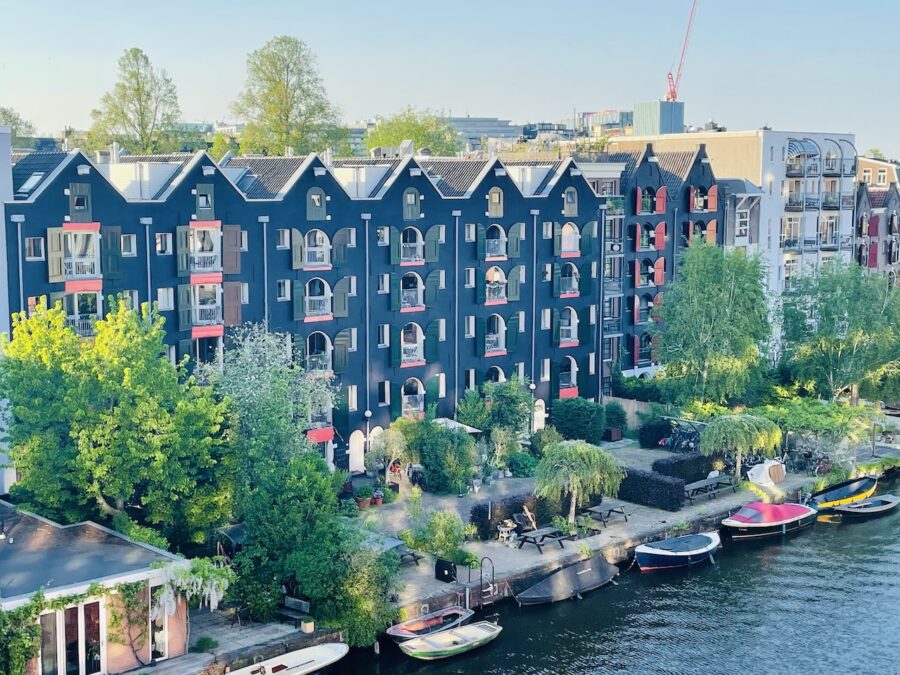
[69,183,92,222]
[102,226,122,280]
[425,225,441,262]
[176,226,190,277]
[333,228,350,268]
[177,284,193,331]
[390,382,402,419]
[655,186,667,214]
[507,312,519,352]
[707,185,718,212]
[869,216,879,237]
[579,262,593,296]
[389,226,401,265]
[332,388,349,438]
[177,338,193,364]
[635,186,643,214]
[334,328,351,374]
[655,222,666,251]
[292,280,306,320]
[654,258,666,286]
[196,183,214,219]
[291,228,304,270]
[578,356,589,393]
[425,270,440,307]
[869,242,879,268]
[633,335,640,367]
[307,188,327,221]
[634,259,641,288]
[425,320,440,362]
[579,307,591,344]
[553,222,562,256]
[425,376,440,409]
[47,227,65,283]
[333,277,350,318]
[689,186,696,210]
[294,335,307,366]
[222,225,241,274]
[580,221,595,256]
[475,316,486,357]
[390,273,401,311]
[551,308,560,347]
[552,263,561,297]
[223,281,242,326]
[475,268,486,304]
[508,222,523,258]
[706,219,717,244]
[390,325,401,367]
[633,295,640,325]
[508,265,523,301]
[476,223,486,260]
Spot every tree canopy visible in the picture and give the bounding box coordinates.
[233,36,347,155]
[0,106,35,143]
[655,240,770,404]
[699,414,781,479]
[365,107,462,155]
[781,261,900,402]
[89,48,181,153]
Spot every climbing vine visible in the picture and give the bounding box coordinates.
[107,582,152,666]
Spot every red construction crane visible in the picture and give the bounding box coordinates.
[666,0,699,102]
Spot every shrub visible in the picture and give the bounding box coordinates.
[530,426,563,457]
[421,511,466,560]
[552,397,606,445]
[469,495,559,540]
[339,499,359,518]
[413,424,476,493]
[605,401,627,432]
[457,389,490,430]
[507,451,538,477]
[638,418,671,448]
[356,485,374,499]
[611,371,666,402]
[192,636,219,653]
[618,467,684,511]
[651,453,716,483]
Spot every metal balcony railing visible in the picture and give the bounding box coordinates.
[193,305,223,325]
[401,242,424,262]
[786,193,803,210]
[485,238,506,258]
[560,277,578,295]
[804,195,820,210]
[66,315,97,337]
[305,247,329,266]
[485,333,504,353]
[821,192,840,209]
[823,158,841,175]
[780,236,801,250]
[638,310,652,323]
[401,343,423,363]
[400,288,422,308]
[63,257,98,278]
[308,408,332,429]
[306,296,330,316]
[640,196,654,214]
[605,196,624,216]
[602,316,623,334]
[603,277,623,295]
[786,161,804,176]
[843,160,856,175]
[841,194,855,209]
[559,373,577,388]
[560,325,577,343]
[189,252,221,272]
[307,352,331,372]
[818,234,838,248]
[403,394,424,415]
[486,282,506,302]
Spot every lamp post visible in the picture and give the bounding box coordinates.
[529,381,537,433]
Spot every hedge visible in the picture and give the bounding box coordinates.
[618,467,684,511]
[604,401,627,432]
[638,419,671,448]
[469,495,558,540]
[651,453,715,484]
[552,397,605,445]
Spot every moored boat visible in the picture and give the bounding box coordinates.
[809,476,877,511]
[834,494,900,520]
[721,502,817,541]
[635,531,721,572]
[386,605,474,641]
[228,643,349,674]
[399,620,502,660]
[515,557,619,606]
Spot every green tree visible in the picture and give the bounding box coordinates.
[209,132,239,160]
[366,426,408,485]
[483,376,533,433]
[0,106,35,143]
[699,414,781,480]
[233,36,345,155]
[534,440,624,526]
[867,148,886,160]
[89,48,181,153]
[782,261,900,403]
[411,422,476,493]
[457,388,490,430]
[655,240,770,404]
[365,106,462,155]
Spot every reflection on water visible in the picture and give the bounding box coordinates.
[337,484,900,675]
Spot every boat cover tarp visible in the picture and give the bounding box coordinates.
[730,502,812,523]
[516,558,618,605]
[643,534,713,553]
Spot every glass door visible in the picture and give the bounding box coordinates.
[40,602,103,675]
[150,586,168,661]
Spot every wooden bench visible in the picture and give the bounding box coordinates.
[275,596,309,627]
[584,502,629,528]
[398,546,425,566]
[517,526,566,554]
[684,475,737,505]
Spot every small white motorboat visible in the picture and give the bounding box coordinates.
[228,642,349,674]
[399,620,502,660]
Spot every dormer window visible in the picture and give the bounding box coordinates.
[307,187,327,220]
[198,194,211,209]
[403,188,421,221]
[488,187,504,218]
[73,196,87,210]
[563,188,578,217]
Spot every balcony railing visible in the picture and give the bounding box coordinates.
[804,195,820,210]
[307,352,331,372]
[402,394,424,415]
[638,309,652,323]
[485,333,504,353]
[560,277,578,295]
[603,277,623,295]
[638,274,654,288]
[306,296,330,316]
[787,160,819,176]
[63,257,98,278]
[786,193,803,210]
[604,236,624,254]
[640,196,654,214]
[823,158,841,175]
[189,252,221,272]
[305,247,329,266]
[780,236,801,250]
[786,161,804,177]
[486,282,506,302]
[843,160,856,176]
[602,316,623,334]
[193,305,223,325]
[692,197,708,212]
[637,353,653,366]
[400,288,422,308]
[605,196,624,216]
[485,238,506,258]
[66,315,97,337]
[401,343,423,363]
[841,194,855,209]
[308,408,332,429]
[401,242,424,262]
[559,373,577,388]
[818,233,838,248]
[560,325,577,343]
[821,192,840,209]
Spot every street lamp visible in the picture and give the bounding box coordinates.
[529,382,537,433]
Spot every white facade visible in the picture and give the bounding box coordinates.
[0,127,12,494]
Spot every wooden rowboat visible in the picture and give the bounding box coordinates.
[399,620,502,660]
[834,494,900,519]
[228,643,349,674]
[386,605,474,641]
[809,476,877,511]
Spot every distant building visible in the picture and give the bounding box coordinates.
[855,181,900,279]
[443,116,524,150]
[633,101,685,136]
[858,156,900,188]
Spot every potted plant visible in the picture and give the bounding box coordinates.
[503,465,513,478]
[372,489,384,506]
[355,485,374,509]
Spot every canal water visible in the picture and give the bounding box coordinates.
[337,484,900,675]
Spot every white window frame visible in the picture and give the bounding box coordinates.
[376,227,389,246]
[276,229,290,250]
[465,368,476,391]
[465,315,475,338]
[25,236,45,261]
[349,327,358,352]
[240,283,249,304]
[378,273,389,294]
[347,229,357,248]
[541,308,551,330]
[543,221,553,239]
[157,287,174,311]
[541,358,550,382]
[240,230,248,251]
[438,373,446,398]
[465,268,475,288]
[276,279,291,301]
[518,311,526,332]
[736,210,750,239]
[155,232,172,255]
[378,324,390,348]
[438,318,446,341]
[465,223,476,242]
[121,233,137,257]
[877,169,888,186]
[378,381,390,406]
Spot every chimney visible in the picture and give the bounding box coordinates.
[110,141,121,164]
[0,126,12,203]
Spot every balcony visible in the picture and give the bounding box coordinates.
[486,282,506,302]
[193,305,223,325]
[638,309,652,324]
[637,275,654,289]
[637,353,652,367]
[559,372,577,388]
[66,315,97,337]
[402,394,425,416]
[786,193,803,211]
[823,158,841,175]
[308,407,332,429]
[804,194,820,210]
[605,196,624,217]
[307,351,331,373]
[401,242,424,263]
[560,325,577,343]
[818,234,838,249]
[640,196,654,214]
[560,276,578,295]
[843,159,856,176]
[63,257,98,279]
[400,288,422,309]
[401,343,423,364]
[603,277,624,295]
[604,237,624,254]
[786,160,819,177]
[821,192,840,209]
[602,316,623,334]
[306,296,330,316]
[305,247,329,267]
[841,194,855,210]
[780,237,801,250]
[189,252,221,272]
[485,333,504,353]
[485,238,506,258]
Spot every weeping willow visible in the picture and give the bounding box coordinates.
[700,414,782,480]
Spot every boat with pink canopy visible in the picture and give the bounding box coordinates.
[721,502,817,541]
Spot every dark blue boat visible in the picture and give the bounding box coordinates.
[635,532,721,572]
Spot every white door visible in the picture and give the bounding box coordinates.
[348,430,366,474]
[39,601,105,675]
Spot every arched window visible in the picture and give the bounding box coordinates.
[305,229,330,266]
[306,277,332,316]
[307,331,331,372]
[400,272,424,309]
[641,187,656,214]
[486,314,507,353]
[403,188,421,221]
[486,266,507,301]
[639,295,654,324]
[307,187,327,220]
[488,187,504,218]
[401,227,424,262]
[560,222,580,253]
[402,378,425,416]
[486,366,506,383]
[401,322,423,363]
[560,307,578,344]
[693,186,708,212]
[640,222,655,249]
[561,263,579,295]
[563,187,578,217]
[486,224,507,258]
[638,333,653,365]
[560,355,578,388]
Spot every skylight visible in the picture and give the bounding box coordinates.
[19,172,45,194]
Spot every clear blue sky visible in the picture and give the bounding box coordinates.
[1,0,895,156]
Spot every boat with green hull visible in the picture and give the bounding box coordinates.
[398,620,502,660]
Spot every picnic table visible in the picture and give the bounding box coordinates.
[684,475,737,505]
[517,526,566,554]
[584,502,629,528]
